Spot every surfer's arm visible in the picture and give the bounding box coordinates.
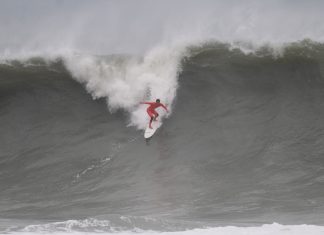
[140,102,154,105]
[161,104,168,112]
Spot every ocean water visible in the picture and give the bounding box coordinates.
[1,1,324,234]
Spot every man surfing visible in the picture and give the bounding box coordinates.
[141,99,168,129]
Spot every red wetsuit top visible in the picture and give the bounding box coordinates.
[142,102,168,118]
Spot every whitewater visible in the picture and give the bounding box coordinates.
[1,0,324,234]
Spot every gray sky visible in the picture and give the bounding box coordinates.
[0,0,323,55]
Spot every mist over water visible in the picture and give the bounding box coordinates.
[1,1,324,234]
[1,0,324,55]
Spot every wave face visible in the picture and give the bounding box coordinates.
[1,40,324,234]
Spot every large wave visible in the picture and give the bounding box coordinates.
[1,1,324,129]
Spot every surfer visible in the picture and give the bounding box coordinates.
[141,99,168,129]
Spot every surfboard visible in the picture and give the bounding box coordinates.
[144,120,161,139]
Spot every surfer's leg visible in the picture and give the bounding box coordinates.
[147,110,154,129]
[153,111,159,121]
[149,117,154,129]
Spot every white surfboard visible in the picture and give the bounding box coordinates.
[144,121,161,139]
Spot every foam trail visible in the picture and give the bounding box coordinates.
[64,43,185,129]
[6,221,324,235]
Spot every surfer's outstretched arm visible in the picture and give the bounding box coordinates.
[140,102,154,105]
[160,104,168,112]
